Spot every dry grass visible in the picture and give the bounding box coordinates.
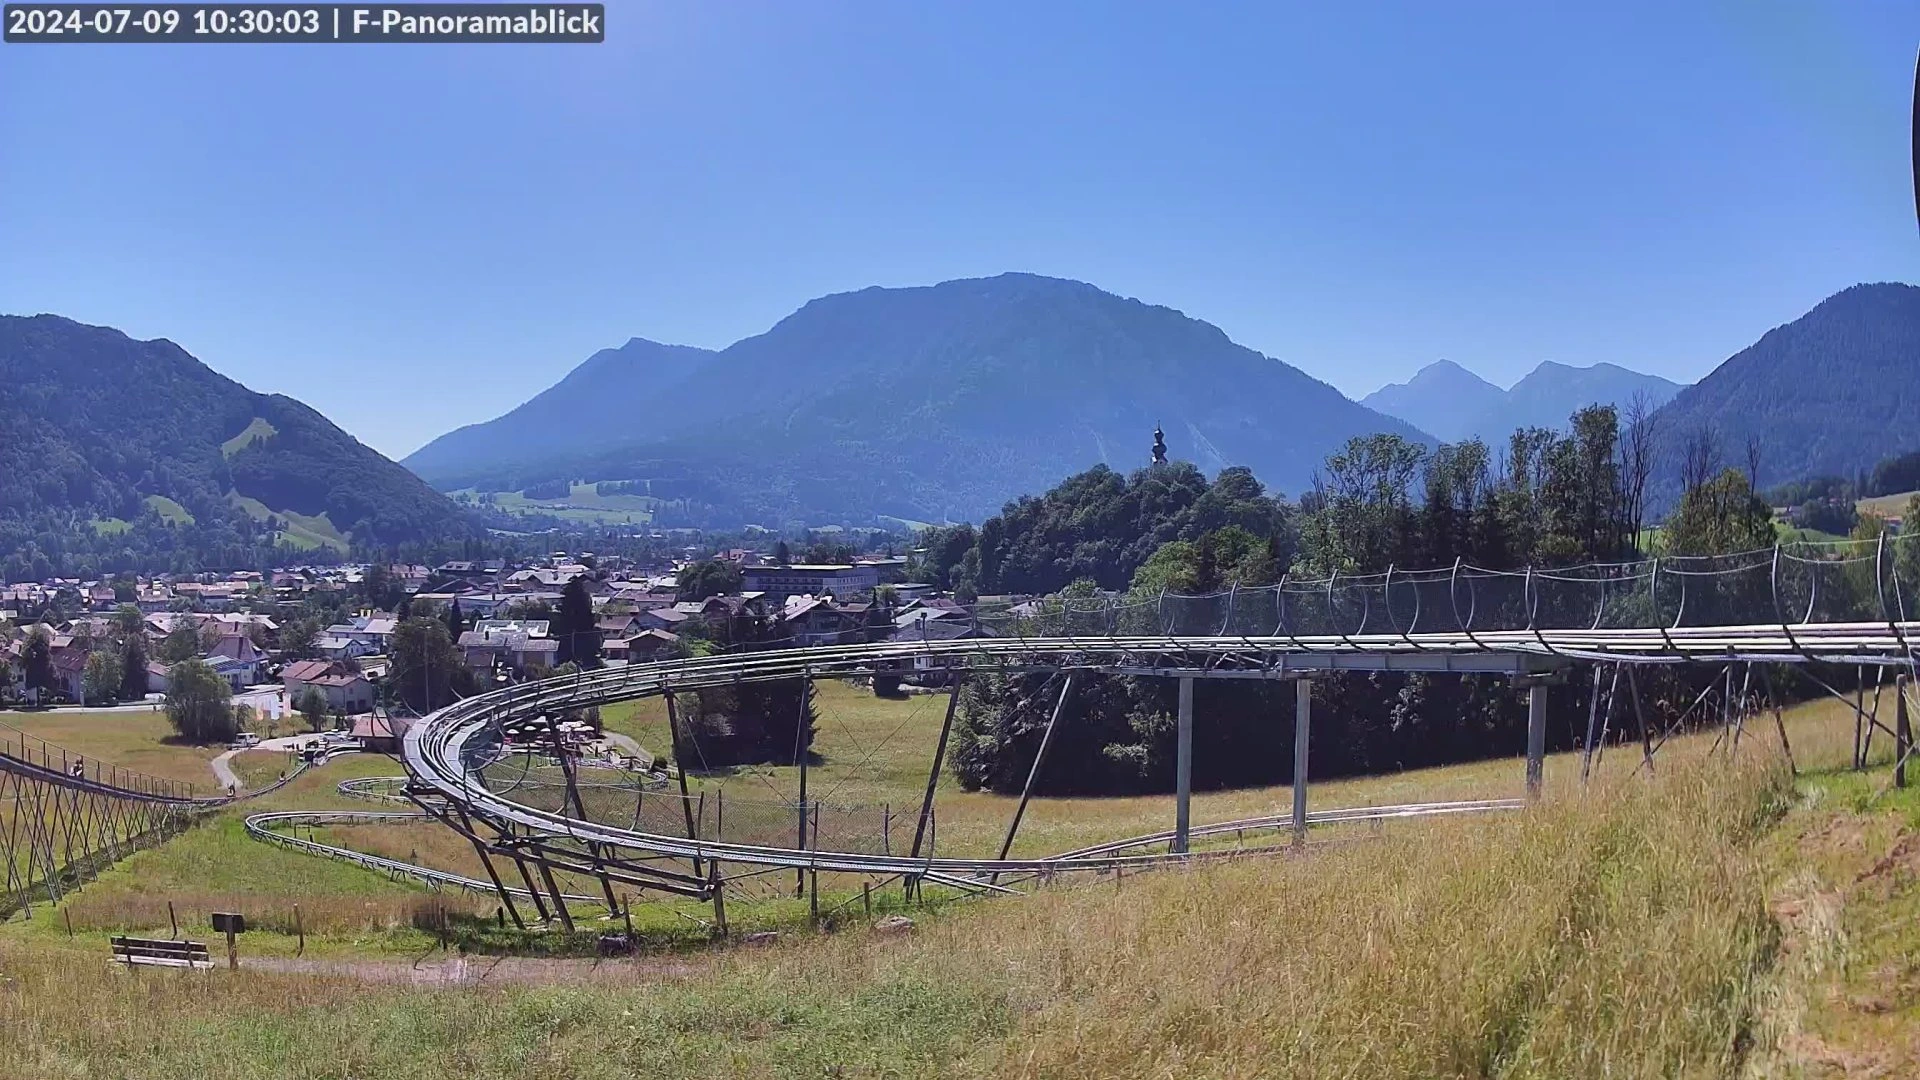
[0,702,1820,1078]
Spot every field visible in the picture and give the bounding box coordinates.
[0,708,224,790]
[1,682,1917,1076]
[143,494,194,525]
[89,494,194,536]
[1857,489,1919,519]
[220,416,279,458]
[228,492,349,553]
[600,680,1543,861]
[450,483,659,526]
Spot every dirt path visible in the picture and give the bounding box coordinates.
[240,949,719,986]
[210,748,243,791]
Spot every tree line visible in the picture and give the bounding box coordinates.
[930,404,1844,796]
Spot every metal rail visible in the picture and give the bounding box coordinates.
[405,615,1920,895]
[242,809,604,904]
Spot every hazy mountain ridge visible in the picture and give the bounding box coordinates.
[406,273,1431,523]
[1365,359,1682,445]
[404,337,718,476]
[1360,359,1506,442]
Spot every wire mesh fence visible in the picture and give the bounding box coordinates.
[971,535,1920,650]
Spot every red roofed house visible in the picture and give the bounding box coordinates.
[351,713,413,753]
[282,659,374,714]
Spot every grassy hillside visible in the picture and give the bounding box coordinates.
[5,688,1915,1075]
[228,492,349,553]
[449,483,658,527]
[0,720,1806,1078]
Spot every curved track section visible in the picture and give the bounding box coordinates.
[244,809,604,904]
[405,617,1920,906]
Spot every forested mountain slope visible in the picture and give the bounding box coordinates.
[0,314,477,577]
[1647,282,1920,497]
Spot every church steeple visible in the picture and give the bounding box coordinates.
[1151,424,1167,465]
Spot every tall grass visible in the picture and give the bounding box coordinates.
[0,743,1794,1078]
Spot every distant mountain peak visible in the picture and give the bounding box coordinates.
[1360,360,1506,442]
[1362,357,1683,444]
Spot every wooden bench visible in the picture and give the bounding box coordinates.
[110,936,213,970]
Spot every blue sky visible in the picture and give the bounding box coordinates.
[3,1,1916,458]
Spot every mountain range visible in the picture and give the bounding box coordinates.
[402,273,1430,523]
[9,275,1915,575]
[0,314,475,574]
[1361,359,1683,444]
[404,276,1920,527]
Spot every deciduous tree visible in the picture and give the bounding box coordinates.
[165,659,235,743]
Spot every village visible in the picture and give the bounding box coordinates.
[0,547,993,753]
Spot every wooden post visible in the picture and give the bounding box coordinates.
[1292,678,1311,843]
[63,908,73,939]
[1899,674,1911,789]
[795,676,812,898]
[709,861,727,937]
[294,904,304,956]
[1854,665,1867,771]
[225,926,237,971]
[168,900,178,938]
[1525,680,1547,799]
[808,869,819,927]
[621,894,634,943]
[1173,676,1194,855]
[862,881,872,921]
[911,673,963,860]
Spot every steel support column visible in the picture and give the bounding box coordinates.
[910,672,963,861]
[1173,676,1194,855]
[1899,674,1912,789]
[1292,678,1311,842]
